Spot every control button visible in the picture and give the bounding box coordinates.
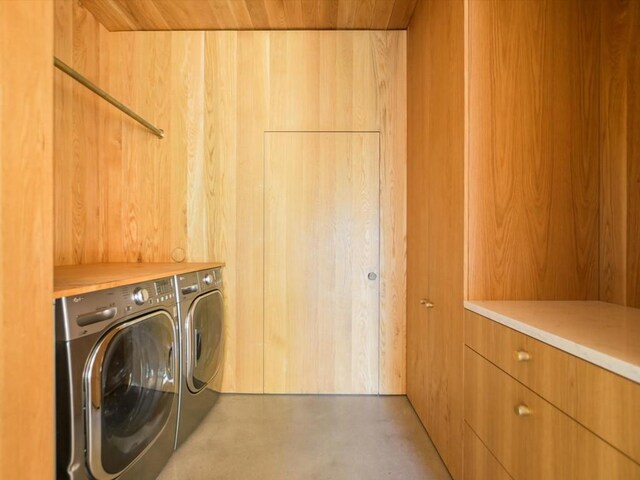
[132,287,150,305]
[203,273,214,285]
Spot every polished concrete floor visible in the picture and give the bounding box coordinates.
[158,394,451,480]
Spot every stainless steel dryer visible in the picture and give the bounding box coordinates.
[174,267,224,448]
[55,276,179,480]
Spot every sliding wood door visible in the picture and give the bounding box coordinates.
[264,132,380,394]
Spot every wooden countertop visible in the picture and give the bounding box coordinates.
[54,262,225,298]
[465,301,640,384]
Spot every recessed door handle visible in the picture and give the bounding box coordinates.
[419,299,434,308]
[181,284,198,295]
[77,307,117,327]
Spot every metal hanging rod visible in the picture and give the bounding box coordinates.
[54,57,165,139]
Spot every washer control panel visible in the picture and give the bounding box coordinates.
[55,275,177,342]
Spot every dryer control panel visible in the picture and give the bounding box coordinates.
[198,268,223,291]
[175,268,223,304]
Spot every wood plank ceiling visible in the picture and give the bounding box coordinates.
[79,0,419,31]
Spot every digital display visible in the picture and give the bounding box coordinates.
[155,279,173,295]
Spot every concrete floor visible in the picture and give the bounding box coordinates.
[158,394,452,480]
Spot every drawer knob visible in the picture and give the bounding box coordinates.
[419,299,434,308]
[514,404,532,416]
[515,350,531,362]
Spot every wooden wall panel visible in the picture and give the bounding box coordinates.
[55,0,105,264]
[467,0,601,300]
[600,0,640,308]
[0,1,54,478]
[195,31,407,393]
[54,3,406,394]
[600,0,628,305]
[629,0,640,308]
[407,0,464,477]
[80,0,419,31]
[193,32,270,393]
[54,1,202,266]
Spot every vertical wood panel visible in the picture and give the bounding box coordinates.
[372,32,407,394]
[628,0,640,307]
[196,32,269,393]
[264,133,380,394]
[600,0,628,305]
[0,1,54,478]
[467,0,600,300]
[407,0,464,477]
[600,0,640,308]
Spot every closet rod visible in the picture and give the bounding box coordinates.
[54,57,165,139]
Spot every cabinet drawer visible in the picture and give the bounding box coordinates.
[465,309,640,462]
[465,347,640,480]
[464,423,511,480]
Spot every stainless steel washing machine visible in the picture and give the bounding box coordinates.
[174,267,224,448]
[55,276,179,480]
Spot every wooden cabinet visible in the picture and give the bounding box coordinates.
[463,424,511,480]
[464,311,640,480]
[465,309,640,462]
[407,0,465,477]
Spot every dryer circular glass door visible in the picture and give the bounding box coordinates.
[84,310,177,480]
[186,290,224,393]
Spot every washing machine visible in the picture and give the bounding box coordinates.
[174,267,224,448]
[55,276,179,480]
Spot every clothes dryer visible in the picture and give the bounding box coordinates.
[174,267,224,448]
[55,277,179,480]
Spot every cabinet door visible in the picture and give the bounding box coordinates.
[407,0,465,477]
[264,132,380,394]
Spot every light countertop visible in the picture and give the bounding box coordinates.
[54,262,225,298]
[465,300,640,384]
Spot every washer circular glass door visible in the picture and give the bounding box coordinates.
[84,310,177,480]
[186,290,224,393]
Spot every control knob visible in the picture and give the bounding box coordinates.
[132,287,150,305]
[202,273,214,285]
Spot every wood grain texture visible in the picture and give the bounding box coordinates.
[628,0,640,308]
[0,1,54,478]
[264,133,380,394]
[465,347,640,480]
[600,0,640,308]
[600,0,628,305]
[465,309,640,463]
[55,0,201,266]
[194,31,269,393]
[467,0,600,300]
[79,0,419,31]
[54,9,407,394]
[407,0,464,477]
[463,424,512,480]
[194,31,406,394]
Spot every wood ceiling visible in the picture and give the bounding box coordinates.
[80,0,419,31]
